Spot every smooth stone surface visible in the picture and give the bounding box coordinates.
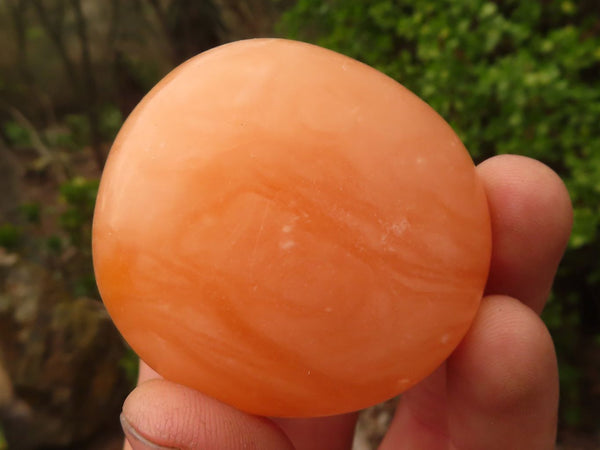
[92,38,492,417]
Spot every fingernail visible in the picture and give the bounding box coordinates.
[120,413,179,450]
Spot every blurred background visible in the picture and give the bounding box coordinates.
[0,0,598,449]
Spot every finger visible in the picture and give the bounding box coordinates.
[121,379,294,450]
[477,154,572,313]
[122,361,162,450]
[271,414,358,450]
[380,295,558,449]
[446,295,558,449]
[378,364,449,450]
[128,360,357,450]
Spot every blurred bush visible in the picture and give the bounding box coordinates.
[278,0,600,434]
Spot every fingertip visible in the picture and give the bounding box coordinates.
[447,295,558,449]
[478,154,573,250]
[121,412,176,449]
[122,379,293,450]
[449,295,558,409]
[481,154,572,220]
[477,155,573,313]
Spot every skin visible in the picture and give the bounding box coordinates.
[121,154,572,450]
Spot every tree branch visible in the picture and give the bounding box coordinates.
[70,0,105,171]
[30,0,79,87]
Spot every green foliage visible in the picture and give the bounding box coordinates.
[99,105,124,141]
[64,114,91,151]
[279,0,600,431]
[542,290,584,426]
[20,202,41,225]
[3,120,31,147]
[118,54,165,93]
[0,425,6,450]
[56,107,124,149]
[54,177,100,298]
[46,234,63,254]
[0,223,21,250]
[119,346,140,387]
[44,124,79,152]
[72,272,98,298]
[59,177,99,247]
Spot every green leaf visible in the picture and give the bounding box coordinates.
[3,120,31,147]
[570,208,599,249]
[0,223,21,250]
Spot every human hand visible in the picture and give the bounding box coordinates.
[120,154,572,450]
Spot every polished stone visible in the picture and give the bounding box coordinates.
[92,39,492,417]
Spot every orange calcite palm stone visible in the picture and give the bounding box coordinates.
[92,39,491,417]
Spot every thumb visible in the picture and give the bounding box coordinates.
[121,379,294,450]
